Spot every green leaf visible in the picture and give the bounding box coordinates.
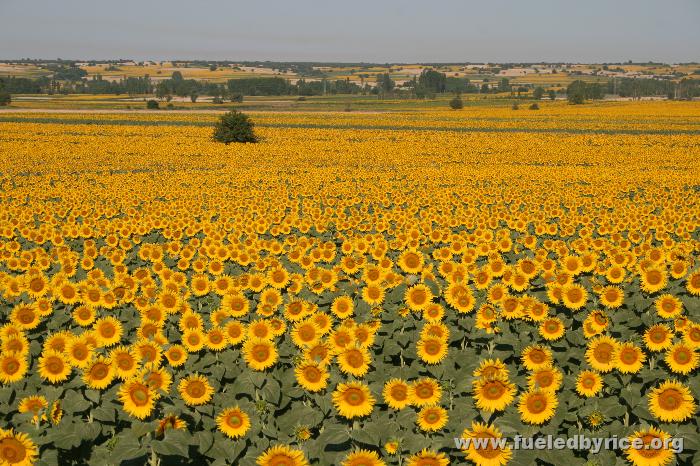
[153,429,191,457]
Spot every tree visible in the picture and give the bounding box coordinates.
[146,99,159,109]
[529,103,540,110]
[212,110,258,144]
[449,95,464,109]
[190,93,198,103]
[0,92,10,106]
[533,86,545,100]
[567,80,587,104]
[376,73,395,94]
[567,80,604,104]
[548,89,556,101]
[418,69,447,93]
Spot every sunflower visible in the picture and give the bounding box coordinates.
[614,342,646,374]
[521,345,552,371]
[190,274,211,297]
[205,328,228,351]
[295,361,329,392]
[362,284,385,307]
[446,283,476,313]
[405,284,433,311]
[143,366,173,394]
[410,378,442,407]
[66,336,93,368]
[406,449,449,466]
[164,344,188,367]
[93,316,123,347]
[110,346,139,380]
[599,286,624,308]
[243,338,278,371]
[0,429,38,466]
[118,379,157,419]
[0,352,27,384]
[648,380,696,423]
[291,320,321,348]
[518,389,558,425]
[383,378,411,410]
[472,377,516,412]
[18,395,48,424]
[134,340,162,366]
[155,414,187,437]
[459,422,512,466]
[585,336,619,372]
[216,406,251,439]
[624,427,674,466]
[10,305,40,331]
[3,333,29,355]
[640,268,668,294]
[473,359,509,380]
[664,343,698,375]
[337,346,371,377]
[38,350,71,383]
[654,295,683,319]
[332,382,375,419]
[416,337,448,365]
[303,341,332,366]
[83,356,115,390]
[331,296,354,319]
[178,374,214,406]
[575,370,603,397]
[224,321,246,346]
[561,284,588,310]
[416,405,448,432]
[528,366,563,392]
[341,449,385,466]
[684,324,700,349]
[182,329,205,352]
[686,270,700,296]
[222,293,250,318]
[249,319,274,341]
[398,250,424,274]
[539,318,565,341]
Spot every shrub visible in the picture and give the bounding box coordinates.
[146,100,159,109]
[212,97,224,104]
[511,103,519,110]
[212,110,258,144]
[449,96,464,110]
[529,103,540,110]
[0,92,10,106]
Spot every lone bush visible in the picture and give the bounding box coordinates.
[529,103,540,110]
[449,95,464,109]
[146,99,159,109]
[0,92,12,106]
[213,110,258,144]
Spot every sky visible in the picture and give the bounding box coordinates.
[1,0,698,63]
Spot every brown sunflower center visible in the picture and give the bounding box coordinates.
[0,437,27,462]
[526,394,548,414]
[344,388,365,406]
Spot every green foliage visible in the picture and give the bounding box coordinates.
[212,110,258,144]
[146,99,159,110]
[533,86,545,100]
[0,92,10,106]
[448,95,464,110]
[567,80,604,104]
[529,103,540,110]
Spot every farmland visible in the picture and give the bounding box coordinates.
[0,99,699,466]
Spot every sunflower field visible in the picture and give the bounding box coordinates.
[0,101,698,466]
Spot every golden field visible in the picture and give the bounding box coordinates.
[0,101,699,466]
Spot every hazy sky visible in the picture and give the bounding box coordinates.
[1,0,698,63]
